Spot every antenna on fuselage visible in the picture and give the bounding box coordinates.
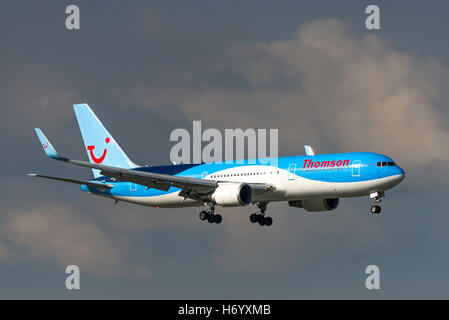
[304,145,315,156]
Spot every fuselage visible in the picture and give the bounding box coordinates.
[82,152,405,208]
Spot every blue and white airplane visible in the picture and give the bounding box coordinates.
[31,104,405,226]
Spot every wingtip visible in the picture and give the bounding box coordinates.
[27,173,37,176]
[73,103,89,109]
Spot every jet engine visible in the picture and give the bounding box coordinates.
[211,183,253,207]
[288,198,339,212]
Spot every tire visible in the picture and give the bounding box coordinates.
[371,205,381,214]
[250,213,258,223]
[199,211,208,221]
[207,214,215,223]
[258,217,266,226]
[265,217,273,226]
[214,214,222,224]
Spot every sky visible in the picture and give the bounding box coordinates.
[1,0,449,299]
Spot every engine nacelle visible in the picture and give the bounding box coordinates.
[288,198,340,212]
[211,183,252,207]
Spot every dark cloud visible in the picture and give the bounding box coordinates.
[1,1,449,298]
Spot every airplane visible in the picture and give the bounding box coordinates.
[30,103,405,227]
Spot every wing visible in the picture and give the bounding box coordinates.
[34,129,275,201]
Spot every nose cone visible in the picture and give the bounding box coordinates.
[395,167,406,184]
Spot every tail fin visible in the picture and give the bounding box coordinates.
[73,103,137,178]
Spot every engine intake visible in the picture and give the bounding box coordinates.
[289,198,339,212]
[212,183,252,207]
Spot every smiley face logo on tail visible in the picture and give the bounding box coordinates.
[42,143,48,149]
[87,137,110,164]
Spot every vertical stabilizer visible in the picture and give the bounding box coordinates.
[73,103,137,178]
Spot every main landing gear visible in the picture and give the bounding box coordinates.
[199,205,222,224]
[250,202,273,227]
[370,191,385,214]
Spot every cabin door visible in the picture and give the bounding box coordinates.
[288,163,297,180]
[352,160,361,177]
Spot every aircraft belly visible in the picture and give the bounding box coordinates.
[113,192,201,208]
[90,174,403,207]
[282,174,403,200]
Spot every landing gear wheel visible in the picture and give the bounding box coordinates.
[253,202,273,227]
[265,216,273,226]
[207,214,215,223]
[214,214,222,224]
[199,211,208,221]
[370,205,381,214]
[250,213,258,223]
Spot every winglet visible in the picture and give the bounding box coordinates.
[304,145,315,156]
[35,128,63,160]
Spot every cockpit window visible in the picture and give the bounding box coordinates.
[376,161,396,167]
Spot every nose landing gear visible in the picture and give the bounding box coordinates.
[369,191,384,214]
[370,205,381,214]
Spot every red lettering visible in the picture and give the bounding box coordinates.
[303,159,310,168]
[321,161,330,167]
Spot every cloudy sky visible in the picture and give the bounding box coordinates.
[1,0,449,298]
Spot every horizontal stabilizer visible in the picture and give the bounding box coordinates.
[28,174,114,190]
